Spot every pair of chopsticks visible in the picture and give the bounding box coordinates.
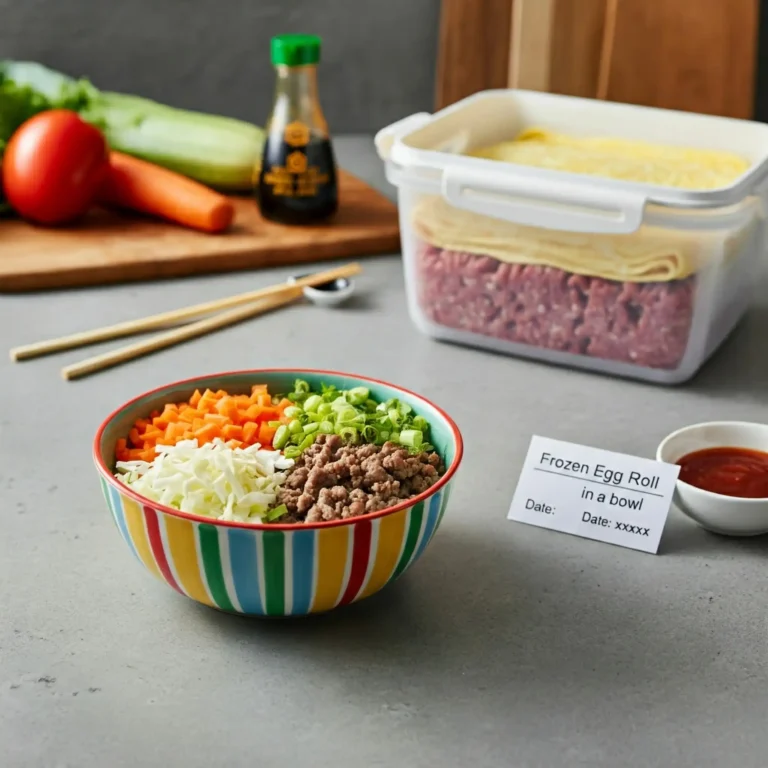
[10,262,362,381]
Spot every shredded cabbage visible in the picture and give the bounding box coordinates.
[115,438,293,523]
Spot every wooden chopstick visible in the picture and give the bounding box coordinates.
[11,262,362,362]
[61,285,304,381]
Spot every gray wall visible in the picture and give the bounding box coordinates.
[0,0,440,133]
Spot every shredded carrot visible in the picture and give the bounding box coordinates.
[115,384,292,462]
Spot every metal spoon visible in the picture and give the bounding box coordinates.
[288,272,356,307]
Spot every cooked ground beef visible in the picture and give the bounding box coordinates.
[277,434,445,523]
[415,240,695,370]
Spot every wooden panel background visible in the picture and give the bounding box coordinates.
[601,0,758,118]
[550,0,609,99]
[435,0,759,119]
[434,0,514,110]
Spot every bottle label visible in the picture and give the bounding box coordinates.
[262,121,331,198]
[284,121,310,147]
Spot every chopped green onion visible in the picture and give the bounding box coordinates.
[267,420,282,428]
[339,426,358,443]
[288,419,303,434]
[298,434,315,451]
[303,394,323,413]
[336,406,359,423]
[272,425,290,450]
[346,386,369,405]
[267,504,289,522]
[270,383,437,460]
[399,429,423,449]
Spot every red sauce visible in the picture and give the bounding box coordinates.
[677,446,768,498]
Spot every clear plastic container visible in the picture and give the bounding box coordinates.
[375,90,768,384]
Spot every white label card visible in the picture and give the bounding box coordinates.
[508,435,681,554]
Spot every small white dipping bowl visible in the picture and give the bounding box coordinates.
[656,421,768,537]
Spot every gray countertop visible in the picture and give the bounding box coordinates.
[2,137,767,768]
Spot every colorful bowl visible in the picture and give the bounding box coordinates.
[94,370,463,616]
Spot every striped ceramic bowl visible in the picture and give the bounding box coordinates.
[94,370,463,617]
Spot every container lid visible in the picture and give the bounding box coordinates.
[271,34,321,66]
[375,90,768,235]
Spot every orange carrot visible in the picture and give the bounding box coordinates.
[242,422,259,444]
[222,424,244,441]
[115,438,129,462]
[203,413,229,426]
[98,152,235,234]
[117,384,292,460]
[245,404,263,420]
[194,423,220,443]
[258,422,277,445]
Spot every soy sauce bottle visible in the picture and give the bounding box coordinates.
[256,34,338,224]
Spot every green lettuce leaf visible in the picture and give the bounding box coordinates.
[0,78,51,142]
[0,60,96,112]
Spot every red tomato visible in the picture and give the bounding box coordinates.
[2,110,109,225]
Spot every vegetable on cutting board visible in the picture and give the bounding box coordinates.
[0,60,265,192]
[0,78,52,211]
[2,109,108,225]
[99,152,235,234]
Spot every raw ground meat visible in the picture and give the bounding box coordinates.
[277,434,445,523]
[415,240,695,370]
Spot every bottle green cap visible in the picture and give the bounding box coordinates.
[271,34,321,66]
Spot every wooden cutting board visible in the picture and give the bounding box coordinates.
[0,169,400,292]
